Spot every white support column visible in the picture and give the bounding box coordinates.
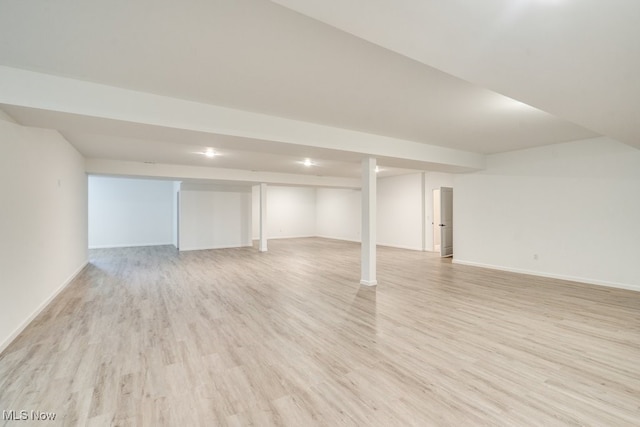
[360,157,377,286]
[421,172,427,251]
[259,183,268,252]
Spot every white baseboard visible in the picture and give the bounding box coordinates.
[89,242,173,249]
[452,259,640,293]
[179,242,253,252]
[248,235,424,253]
[0,260,89,355]
[252,235,317,241]
[315,235,361,244]
[377,242,423,251]
[315,236,423,252]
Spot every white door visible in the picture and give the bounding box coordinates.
[439,187,453,257]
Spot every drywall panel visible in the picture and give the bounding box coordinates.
[454,137,640,290]
[317,176,425,250]
[88,176,174,248]
[251,186,316,239]
[377,173,423,250]
[0,114,88,351]
[316,188,361,242]
[267,186,316,239]
[179,190,252,251]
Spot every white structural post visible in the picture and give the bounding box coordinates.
[360,157,377,286]
[259,183,268,252]
[421,172,427,251]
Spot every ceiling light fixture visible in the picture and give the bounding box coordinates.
[303,158,313,167]
[204,148,216,158]
[375,166,380,173]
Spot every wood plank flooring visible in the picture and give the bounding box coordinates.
[1,238,639,426]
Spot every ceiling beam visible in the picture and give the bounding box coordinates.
[86,158,361,188]
[0,66,485,172]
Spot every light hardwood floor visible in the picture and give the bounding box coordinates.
[1,238,639,426]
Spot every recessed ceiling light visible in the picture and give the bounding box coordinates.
[375,166,380,173]
[299,158,316,167]
[192,148,221,158]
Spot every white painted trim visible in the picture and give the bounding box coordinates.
[0,260,89,355]
[178,243,253,252]
[452,259,640,293]
[89,242,174,249]
[313,236,423,251]
[315,235,361,244]
[360,279,378,286]
[253,235,361,242]
[377,242,423,251]
[261,235,317,240]
[91,237,423,252]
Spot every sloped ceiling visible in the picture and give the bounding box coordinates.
[0,0,633,179]
[272,0,640,149]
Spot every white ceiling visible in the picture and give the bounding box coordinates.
[0,0,633,179]
[272,0,640,149]
[1,105,423,178]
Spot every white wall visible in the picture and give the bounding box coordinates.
[0,112,88,352]
[378,173,424,250]
[316,174,427,250]
[88,176,175,248]
[179,188,252,251]
[454,137,640,291]
[316,188,362,242]
[424,172,454,251]
[252,186,316,239]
